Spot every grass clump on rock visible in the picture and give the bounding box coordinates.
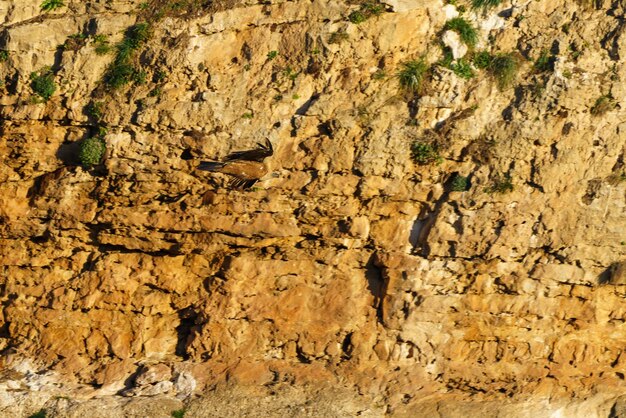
[79,136,106,168]
[488,53,519,90]
[411,141,442,165]
[104,23,151,89]
[471,0,503,10]
[348,1,385,24]
[590,94,616,116]
[485,174,514,194]
[397,59,429,92]
[450,174,470,191]
[444,17,478,48]
[30,67,56,102]
[40,0,64,11]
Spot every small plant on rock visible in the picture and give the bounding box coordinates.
[534,50,555,72]
[0,50,8,62]
[30,67,56,102]
[79,136,106,168]
[485,174,514,194]
[444,17,478,48]
[471,0,503,10]
[397,59,429,93]
[93,34,111,55]
[267,50,278,60]
[411,141,442,165]
[590,94,616,116]
[329,31,349,44]
[348,1,384,24]
[63,33,88,51]
[472,50,492,69]
[28,410,47,418]
[171,409,186,418]
[40,0,64,11]
[451,59,474,79]
[489,52,519,90]
[450,174,470,191]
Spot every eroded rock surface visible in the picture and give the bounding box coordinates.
[1,0,625,416]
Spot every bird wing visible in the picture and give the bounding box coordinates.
[229,177,259,190]
[224,138,273,162]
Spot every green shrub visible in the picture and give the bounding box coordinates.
[348,1,384,24]
[267,50,278,60]
[171,409,186,418]
[329,31,349,44]
[444,17,478,48]
[40,0,64,11]
[104,23,151,89]
[450,174,469,191]
[0,50,8,61]
[471,0,503,9]
[125,23,150,48]
[590,94,616,116]
[86,101,104,121]
[489,53,519,90]
[372,70,386,80]
[79,137,106,167]
[28,409,47,418]
[30,67,56,102]
[472,50,492,69]
[148,87,162,97]
[411,141,442,165]
[397,59,428,92]
[104,62,136,89]
[534,50,554,72]
[348,10,367,24]
[93,35,111,55]
[63,33,88,51]
[438,46,454,68]
[485,174,513,194]
[451,59,474,79]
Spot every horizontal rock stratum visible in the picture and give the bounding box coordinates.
[1,0,625,416]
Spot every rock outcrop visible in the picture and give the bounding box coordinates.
[1,0,625,416]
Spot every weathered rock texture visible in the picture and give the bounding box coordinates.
[1,0,626,416]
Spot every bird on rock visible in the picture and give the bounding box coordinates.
[197,138,273,190]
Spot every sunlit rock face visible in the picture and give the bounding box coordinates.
[1,0,625,415]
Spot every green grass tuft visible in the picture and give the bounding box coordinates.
[444,17,478,48]
[79,136,106,168]
[397,59,429,92]
[411,141,442,165]
[534,50,554,72]
[451,59,474,79]
[28,409,47,418]
[590,94,616,116]
[94,35,111,55]
[489,53,519,90]
[485,174,514,194]
[329,31,349,44]
[348,1,384,24]
[40,0,64,11]
[471,0,503,10]
[104,23,151,89]
[472,50,492,69]
[171,409,186,418]
[30,67,56,102]
[450,175,470,191]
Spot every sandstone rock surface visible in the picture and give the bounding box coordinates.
[1,0,625,416]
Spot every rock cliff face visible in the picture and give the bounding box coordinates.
[1,0,626,416]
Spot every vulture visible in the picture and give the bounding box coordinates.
[197,138,273,189]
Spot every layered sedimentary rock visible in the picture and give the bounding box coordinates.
[1,0,625,416]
